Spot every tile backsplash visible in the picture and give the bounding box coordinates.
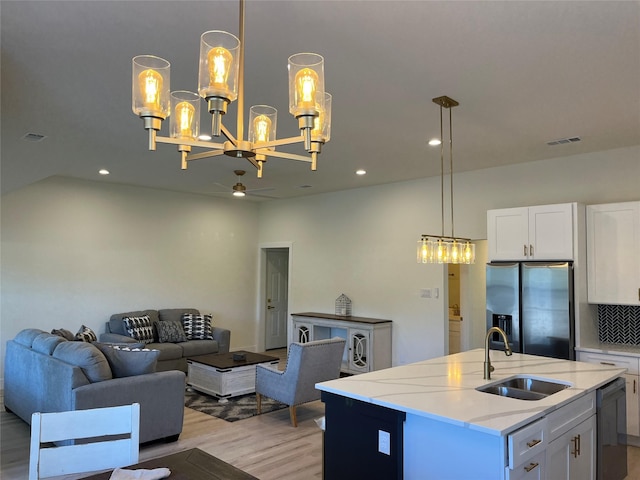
[598,304,640,344]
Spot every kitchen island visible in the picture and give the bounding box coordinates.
[316,348,625,480]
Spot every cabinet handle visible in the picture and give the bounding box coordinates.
[600,362,616,366]
[526,439,542,448]
[529,244,534,257]
[571,434,582,457]
[524,462,539,473]
[524,245,528,256]
[635,379,637,394]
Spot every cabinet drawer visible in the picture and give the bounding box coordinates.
[506,451,545,480]
[508,417,547,469]
[577,351,639,375]
[546,392,596,442]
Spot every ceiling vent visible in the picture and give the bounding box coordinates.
[21,132,47,142]
[546,136,581,146]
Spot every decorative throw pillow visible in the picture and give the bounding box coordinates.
[181,313,214,340]
[94,343,160,378]
[75,325,97,343]
[51,328,75,341]
[122,315,155,344]
[156,320,188,343]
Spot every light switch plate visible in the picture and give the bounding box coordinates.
[378,430,391,455]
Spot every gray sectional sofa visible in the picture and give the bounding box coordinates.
[100,308,230,372]
[4,328,185,444]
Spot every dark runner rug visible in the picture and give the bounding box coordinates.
[185,389,288,422]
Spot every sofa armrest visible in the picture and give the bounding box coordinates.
[99,332,138,344]
[72,371,186,443]
[212,327,230,354]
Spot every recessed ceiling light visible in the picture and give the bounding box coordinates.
[99,169,110,175]
[198,134,212,141]
[428,138,441,146]
[356,169,366,175]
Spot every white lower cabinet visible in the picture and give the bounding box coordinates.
[506,417,547,479]
[506,451,546,480]
[546,415,596,480]
[504,391,596,480]
[577,350,640,438]
[545,391,596,480]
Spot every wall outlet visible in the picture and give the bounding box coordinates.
[378,430,391,455]
[420,288,432,298]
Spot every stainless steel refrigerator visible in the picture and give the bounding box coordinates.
[486,261,575,360]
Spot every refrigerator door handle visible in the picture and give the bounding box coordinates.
[522,261,571,269]
[487,262,519,268]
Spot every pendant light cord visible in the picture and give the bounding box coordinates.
[449,105,454,239]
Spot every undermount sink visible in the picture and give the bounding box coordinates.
[476,376,571,401]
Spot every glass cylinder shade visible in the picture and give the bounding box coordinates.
[311,92,332,143]
[132,55,171,118]
[288,53,324,118]
[248,105,277,148]
[170,91,200,140]
[198,31,240,102]
[462,241,476,264]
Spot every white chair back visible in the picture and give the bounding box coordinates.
[29,403,140,480]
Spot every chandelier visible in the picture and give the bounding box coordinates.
[417,96,475,264]
[131,0,331,179]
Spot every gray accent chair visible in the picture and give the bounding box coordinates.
[255,337,346,427]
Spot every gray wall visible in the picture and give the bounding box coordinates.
[1,177,260,384]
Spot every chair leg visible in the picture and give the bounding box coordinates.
[256,393,262,414]
[289,405,297,427]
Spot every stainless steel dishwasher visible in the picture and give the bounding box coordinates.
[597,377,627,480]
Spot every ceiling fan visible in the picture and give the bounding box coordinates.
[212,170,278,198]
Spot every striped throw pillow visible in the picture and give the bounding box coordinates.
[181,313,214,340]
[122,315,155,344]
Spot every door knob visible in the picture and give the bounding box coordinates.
[267,306,275,310]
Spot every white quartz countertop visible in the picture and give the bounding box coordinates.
[316,349,625,436]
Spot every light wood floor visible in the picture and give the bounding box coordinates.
[2,347,640,479]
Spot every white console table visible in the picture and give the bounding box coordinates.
[291,312,392,374]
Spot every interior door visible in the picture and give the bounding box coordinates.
[265,249,289,350]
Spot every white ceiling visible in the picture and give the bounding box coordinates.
[2,1,639,201]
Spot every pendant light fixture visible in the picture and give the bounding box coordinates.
[131,0,332,179]
[417,96,475,265]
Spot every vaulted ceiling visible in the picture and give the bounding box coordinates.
[2,1,639,200]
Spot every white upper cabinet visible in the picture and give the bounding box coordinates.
[487,203,575,261]
[587,201,640,305]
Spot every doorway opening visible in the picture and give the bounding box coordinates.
[445,239,488,354]
[261,246,291,351]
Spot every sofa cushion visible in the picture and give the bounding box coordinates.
[94,343,160,378]
[145,342,183,361]
[32,333,67,355]
[178,339,219,357]
[109,310,160,338]
[123,315,155,344]
[13,328,47,347]
[181,313,214,340]
[75,324,98,343]
[156,320,188,343]
[53,341,113,383]
[51,328,75,341]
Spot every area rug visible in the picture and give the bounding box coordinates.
[185,390,288,422]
